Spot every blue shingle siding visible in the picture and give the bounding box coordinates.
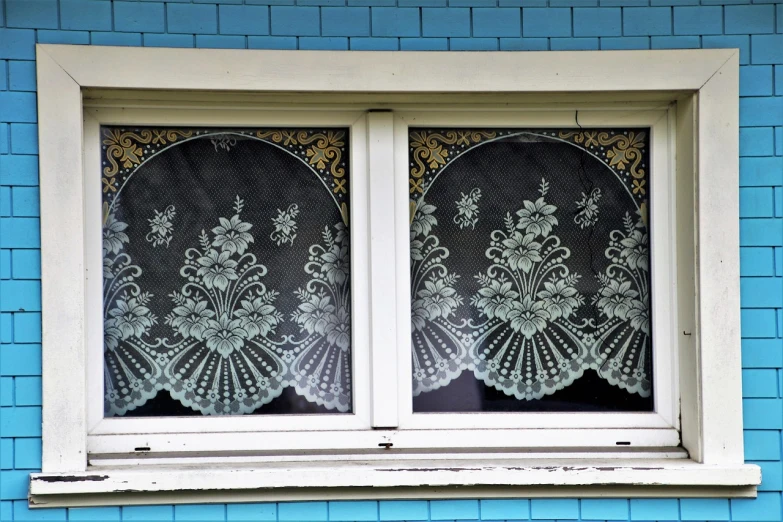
[1,1,783,521]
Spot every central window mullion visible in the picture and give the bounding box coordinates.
[367,111,400,428]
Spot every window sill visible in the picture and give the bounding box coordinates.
[29,458,761,507]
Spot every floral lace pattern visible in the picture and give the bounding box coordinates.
[409,128,653,405]
[102,128,352,416]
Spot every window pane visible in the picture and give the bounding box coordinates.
[409,128,653,413]
[102,127,352,416]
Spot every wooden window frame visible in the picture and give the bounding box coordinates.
[30,45,758,507]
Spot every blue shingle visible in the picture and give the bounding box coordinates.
[0,439,12,470]
[600,36,650,49]
[0,92,36,123]
[299,36,349,49]
[14,501,66,521]
[0,29,35,60]
[61,0,113,31]
[226,503,276,521]
[479,500,529,520]
[0,188,10,217]
[372,8,420,37]
[248,36,298,49]
[742,276,783,307]
[473,8,521,37]
[5,0,57,29]
[742,368,779,397]
[278,502,328,521]
[13,437,41,469]
[143,34,194,48]
[174,504,226,521]
[91,32,143,46]
[7,125,37,156]
[0,125,8,155]
[329,501,378,521]
[8,61,35,92]
[431,500,480,520]
[752,35,783,65]
[450,37,499,50]
[37,30,91,45]
[651,35,699,48]
[13,312,40,343]
[379,500,429,521]
[745,429,782,460]
[550,37,599,50]
[580,499,628,520]
[167,4,218,34]
[573,8,621,37]
[623,7,672,35]
[195,35,246,48]
[732,492,783,521]
[740,127,775,156]
[0,218,39,248]
[400,37,449,50]
[725,5,775,34]
[350,37,398,49]
[0,249,10,278]
[323,7,370,36]
[219,5,270,36]
[422,8,471,36]
[0,344,42,376]
[12,248,42,281]
[681,499,729,520]
[121,505,174,522]
[530,499,579,520]
[741,247,775,276]
[523,8,571,36]
[0,406,41,436]
[0,280,41,312]
[0,469,29,499]
[739,157,783,186]
[629,499,680,521]
[271,7,321,36]
[1,153,38,182]
[744,398,783,427]
[740,187,775,217]
[741,308,779,337]
[673,6,722,35]
[114,1,165,33]
[14,376,41,406]
[755,460,783,491]
[12,187,39,217]
[68,507,122,521]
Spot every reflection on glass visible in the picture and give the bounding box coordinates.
[102,127,351,416]
[409,129,653,413]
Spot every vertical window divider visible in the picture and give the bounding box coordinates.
[367,111,400,428]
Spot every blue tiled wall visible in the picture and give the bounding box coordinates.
[0,0,782,520]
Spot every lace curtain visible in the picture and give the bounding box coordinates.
[101,125,652,417]
[102,127,352,416]
[408,129,653,413]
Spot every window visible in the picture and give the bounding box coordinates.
[30,45,759,507]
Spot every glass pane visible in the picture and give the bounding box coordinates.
[102,127,352,416]
[409,129,653,413]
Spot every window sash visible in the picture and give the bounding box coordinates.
[392,109,679,433]
[83,105,679,454]
[83,108,374,435]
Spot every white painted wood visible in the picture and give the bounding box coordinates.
[89,449,689,467]
[29,460,761,506]
[695,52,744,465]
[393,110,678,435]
[87,428,681,455]
[41,46,734,94]
[36,46,89,473]
[34,44,754,499]
[675,94,700,462]
[367,112,399,428]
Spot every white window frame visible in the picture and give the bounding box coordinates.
[30,45,759,507]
